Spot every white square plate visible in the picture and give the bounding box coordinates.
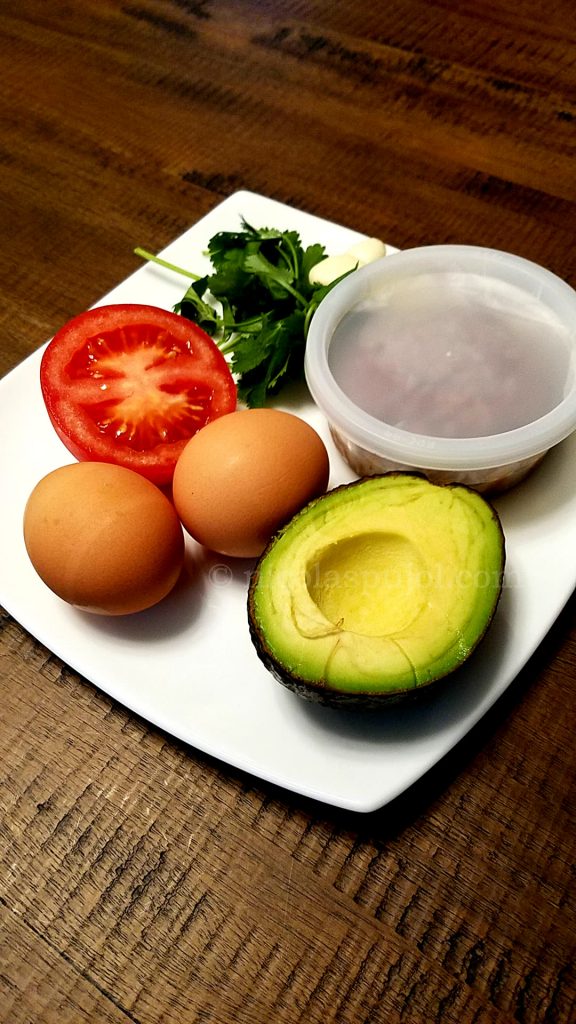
[2,191,575,812]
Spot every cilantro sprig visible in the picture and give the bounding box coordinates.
[135,219,345,407]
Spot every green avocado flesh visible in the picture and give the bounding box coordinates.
[248,474,505,706]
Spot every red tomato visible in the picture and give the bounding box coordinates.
[40,304,237,485]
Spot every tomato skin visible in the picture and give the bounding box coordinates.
[40,304,237,485]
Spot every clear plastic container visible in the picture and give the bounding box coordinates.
[304,245,576,493]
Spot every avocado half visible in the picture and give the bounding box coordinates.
[247,473,505,707]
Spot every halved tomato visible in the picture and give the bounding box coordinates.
[40,304,237,485]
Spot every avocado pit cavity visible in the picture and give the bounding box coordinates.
[305,531,427,637]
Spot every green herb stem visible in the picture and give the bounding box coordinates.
[283,281,308,306]
[282,233,300,280]
[263,275,307,307]
[303,301,318,338]
[134,247,202,281]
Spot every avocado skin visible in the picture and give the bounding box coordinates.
[247,473,505,709]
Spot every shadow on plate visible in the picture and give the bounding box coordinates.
[74,546,209,643]
[495,432,576,526]
[193,545,257,586]
[78,543,258,643]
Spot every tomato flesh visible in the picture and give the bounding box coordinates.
[40,304,237,484]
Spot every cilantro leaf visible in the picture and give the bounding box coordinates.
[300,243,326,289]
[173,277,220,336]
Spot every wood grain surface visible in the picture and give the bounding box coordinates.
[1,2,575,1022]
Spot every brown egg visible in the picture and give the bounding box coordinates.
[172,408,330,558]
[23,462,185,615]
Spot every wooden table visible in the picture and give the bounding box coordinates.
[1,3,575,1021]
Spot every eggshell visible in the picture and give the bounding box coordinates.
[172,408,330,558]
[23,462,185,614]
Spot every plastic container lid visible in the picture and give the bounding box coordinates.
[305,245,576,471]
